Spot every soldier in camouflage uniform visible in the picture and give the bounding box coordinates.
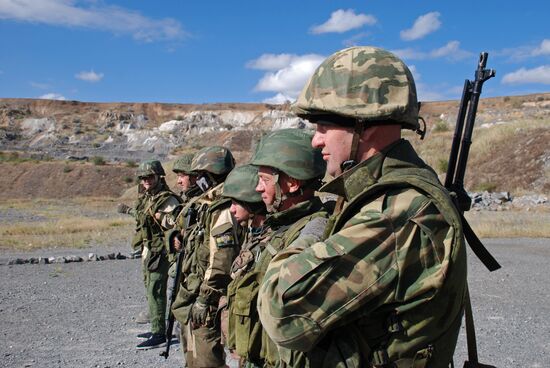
[225,129,330,368]
[220,165,267,366]
[258,46,468,368]
[173,152,201,201]
[129,160,183,350]
[169,146,239,368]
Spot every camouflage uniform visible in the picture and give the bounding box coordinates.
[170,146,240,368]
[258,47,467,368]
[226,129,330,368]
[135,160,182,338]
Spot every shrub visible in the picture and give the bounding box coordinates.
[437,159,449,174]
[92,156,106,165]
[92,142,101,148]
[475,182,498,192]
[503,96,510,102]
[432,120,450,133]
[125,160,138,168]
[63,165,73,173]
[123,176,134,183]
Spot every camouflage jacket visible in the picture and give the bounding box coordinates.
[171,183,243,324]
[227,197,331,367]
[258,139,467,368]
[135,183,182,254]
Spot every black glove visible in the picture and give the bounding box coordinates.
[117,203,131,214]
[190,299,209,326]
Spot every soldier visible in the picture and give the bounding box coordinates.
[220,165,267,366]
[258,46,468,368]
[169,146,239,368]
[129,160,182,350]
[226,128,330,368]
[172,152,201,201]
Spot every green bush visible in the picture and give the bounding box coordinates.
[432,120,450,133]
[92,156,106,165]
[476,182,498,192]
[123,176,134,183]
[437,159,449,174]
[63,165,73,173]
[125,160,138,168]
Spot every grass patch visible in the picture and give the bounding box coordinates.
[92,156,106,165]
[0,198,134,250]
[465,210,550,238]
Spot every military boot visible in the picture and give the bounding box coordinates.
[136,333,166,350]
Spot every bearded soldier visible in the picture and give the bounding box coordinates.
[227,128,331,368]
[170,146,240,368]
[258,47,468,368]
[128,160,183,350]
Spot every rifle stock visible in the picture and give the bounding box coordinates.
[160,206,197,359]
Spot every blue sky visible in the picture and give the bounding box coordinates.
[0,0,549,104]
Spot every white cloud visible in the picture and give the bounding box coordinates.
[501,65,550,85]
[533,39,550,56]
[429,41,472,60]
[343,32,371,48]
[392,48,428,60]
[38,92,66,100]
[400,12,441,41]
[262,93,293,104]
[0,0,186,42]
[75,70,104,82]
[310,9,377,34]
[248,53,325,102]
[30,81,50,89]
[246,54,296,71]
[392,41,471,61]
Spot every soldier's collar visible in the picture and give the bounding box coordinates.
[264,197,323,228]
[320,139,403,200]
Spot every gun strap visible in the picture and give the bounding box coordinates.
[460,214,501,272]
[464,286,478,363]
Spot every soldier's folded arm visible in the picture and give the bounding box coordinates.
[155,196,181,229]
[258,195,452,352]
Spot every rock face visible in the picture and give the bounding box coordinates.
[0,99,302,163]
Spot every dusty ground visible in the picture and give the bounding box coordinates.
[0,239,549,368]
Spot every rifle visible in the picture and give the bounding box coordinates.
[444,52,499,368]
[160,206,197,359]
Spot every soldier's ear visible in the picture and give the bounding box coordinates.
[284,175,303,194]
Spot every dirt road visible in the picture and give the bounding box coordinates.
[0,238,548,368]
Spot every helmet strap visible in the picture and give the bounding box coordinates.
[196,172,218,193]
[335,120,364,214]
[267,171,287,213]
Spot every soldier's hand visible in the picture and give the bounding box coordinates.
[190,299,209,326]
[155,212,161,220]
[117,203,131,214]
[173,235,183,252]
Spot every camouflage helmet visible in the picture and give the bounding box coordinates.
[172,153,196,174]
[292,46,419,130]
[191,146,235,175]
[251,128,326,180]
[136,160,165,178]
[222,165,262,204]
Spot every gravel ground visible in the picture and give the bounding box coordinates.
[0,238,549,368]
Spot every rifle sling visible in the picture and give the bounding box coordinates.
[460,214,501,272]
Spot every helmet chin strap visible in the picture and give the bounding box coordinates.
[267,171,284,213]
[335,120,364,214]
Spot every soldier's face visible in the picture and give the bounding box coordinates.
[256,167,277,206]
[176,173,196,191]
[140,175,158,191]
[230,200,252,225]
[312,124,353,177]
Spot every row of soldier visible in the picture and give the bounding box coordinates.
[118,46,468,368]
